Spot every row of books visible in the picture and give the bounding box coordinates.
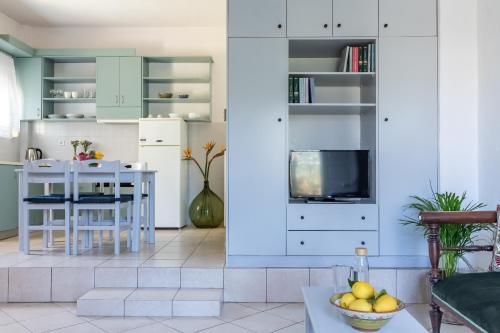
[338,43,376,72]
[289,77,316,104]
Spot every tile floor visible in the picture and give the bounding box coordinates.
[0,301,472,332]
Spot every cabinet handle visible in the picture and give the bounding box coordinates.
[121,95,125,104]
[115,95,119,104]
[300,215,304,220]
[384,23,388,28]
[300,241,305,245]
[323,24,328,28]
[277,118,282,122]
[337,23,342,28]
[277,24,282,29]
[361,216,366,220]
[140,138,146,142]
[384,117,389,122]
[361,241,366,245]
[156,139,163,143]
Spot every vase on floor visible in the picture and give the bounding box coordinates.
[189,181,224,228]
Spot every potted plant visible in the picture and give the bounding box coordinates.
[183,141,225,228]
[401,186,490,278]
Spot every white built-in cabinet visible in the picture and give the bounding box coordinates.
[378,37,438,256]
[227,0,438,262]
[379,0,437,36]
[227,38,288,255]
[228,0,286,37]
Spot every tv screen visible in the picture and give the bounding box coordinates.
[289,150,370,199]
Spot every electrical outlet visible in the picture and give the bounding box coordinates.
[58,139,65,146]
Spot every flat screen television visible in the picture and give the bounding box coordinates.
[289,150,370,200]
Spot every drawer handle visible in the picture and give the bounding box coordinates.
[361,241,366,246]
[300,215,304,220]
[361,216,366,220]
[156,140,163,143]
[300,241,305,245]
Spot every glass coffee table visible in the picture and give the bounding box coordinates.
[303,287,428,333]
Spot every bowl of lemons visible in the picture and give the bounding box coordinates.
[329,281,405,331]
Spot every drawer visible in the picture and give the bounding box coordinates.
[287,204,378,231]
[287,231,379,255]
[139,119,185,146]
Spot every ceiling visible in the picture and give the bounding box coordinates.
[0,0,226,27]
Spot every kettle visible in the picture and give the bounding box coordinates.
[25,148,43,161]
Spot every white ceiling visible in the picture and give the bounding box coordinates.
[0,0,226,27]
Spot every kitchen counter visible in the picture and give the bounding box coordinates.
[0,161,23,166]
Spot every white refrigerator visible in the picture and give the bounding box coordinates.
[139,118,188,228]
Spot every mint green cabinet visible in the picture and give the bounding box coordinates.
[96,56,141,120]
[14,57,42,120]
[0,165,18,238]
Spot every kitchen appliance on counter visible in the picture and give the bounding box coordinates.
[139,118,188,228]
[25,148,42,161]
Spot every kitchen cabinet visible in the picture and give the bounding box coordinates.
[0,164,19,239]
[228,0,286,37]
[14,57,42,120]
[333,0,378,37]
[379,37,438,256]
[380,0,437,36]
[227,38,288,255]
[287,0,333,37]
[96,56,142,120]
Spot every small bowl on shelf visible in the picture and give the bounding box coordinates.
[178,94,189,99]
[158,92,173,99]
[47,114,66,119]
[168,113,180,119]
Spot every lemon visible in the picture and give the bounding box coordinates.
[340,293,356,308]
[374,295,398,313]
[348,299,373,312]
[351,281,375,299]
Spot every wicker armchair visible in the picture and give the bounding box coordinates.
[421,207,499,333]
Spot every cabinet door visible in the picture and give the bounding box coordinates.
[228,0,286,37]
[227,38,288,255]
[96,57,120,107]
[333,0,378,37]
[14,58,42,120]
[287,0,333,37]
[379,37,438,256]
[119,57,142,107]
[380,0,437,36]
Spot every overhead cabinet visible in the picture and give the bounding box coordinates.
[287,0,333,37]
[96,56,142,120]
[380,0,437,36]
[332,0,378,37]
[15,57,42,120]
[228,0,286,37]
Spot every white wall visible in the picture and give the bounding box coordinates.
[478,0,500,209]
[438,0,479,199]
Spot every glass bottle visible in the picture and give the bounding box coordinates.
[351,247,370,283]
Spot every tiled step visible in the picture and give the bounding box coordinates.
[76,288,222,317]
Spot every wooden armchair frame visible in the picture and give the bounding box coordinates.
[420,206,498,333]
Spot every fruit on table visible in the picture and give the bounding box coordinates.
[352,281,375,299]
[340,293,356,308]
[373,294,398,313]
[348,299,373,312]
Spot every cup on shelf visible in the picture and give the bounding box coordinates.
[71,91,79,99]
[188,112,200,119]
[63,91,72,99]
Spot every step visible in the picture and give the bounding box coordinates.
[77,288,222,317]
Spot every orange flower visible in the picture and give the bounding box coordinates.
[203,141,216,151]
[183,147,192,159]
[219,144,225,154]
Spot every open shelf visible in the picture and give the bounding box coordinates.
[143,97,210,104]
[289,103,376,115]
[43,98,96,103]
[143,77,210,84]
[42,117,96,122]
[43,76,96,83]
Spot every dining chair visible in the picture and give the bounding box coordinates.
[21,159,71,255]
[72,160,133,256]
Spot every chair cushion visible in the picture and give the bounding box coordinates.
[75,194,132,204]
[23,195,67,204]
[432,272,500,332]
[121,194,148,200]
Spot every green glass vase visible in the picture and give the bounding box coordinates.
[189,181,224,228]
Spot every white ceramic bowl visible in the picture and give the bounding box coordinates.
[168,113,180,118]
[63,92,72,99]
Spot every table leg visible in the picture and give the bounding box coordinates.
[148,173,155,244]
[132,172,142,252]
[305,307,314,333]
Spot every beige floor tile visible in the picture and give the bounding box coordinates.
[163,317,225,333]
[120,322,179,333]
[0,267,8,302]
[396,269,429,304]
[8,267,52,302]
[198,322,252,333]
[231,312,295,333]
[19,310,85,333]
[181,268,223,288]
[90,317,156,333]
[49,322,106,333]
[274,322,305,333]
[0,309,16,326]
[265,303,305,323]
[140,260,185,268]
[52,267,94,302]
[238,302,284,311]
[219,303,259,322]
[0,303,66,322]
[98,259,146,267]
[267,269,309,303]
[224,269,267,302]
[0,322,31,332]
[138,267,180,288]
[94,267,138,288]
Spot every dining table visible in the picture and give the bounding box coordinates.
[15,165,156,253]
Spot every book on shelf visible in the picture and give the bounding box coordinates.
[289,76,316,104]
[338,43,376,73]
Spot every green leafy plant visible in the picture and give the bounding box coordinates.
[401,185,490,277]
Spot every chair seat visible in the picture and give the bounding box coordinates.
[23,195,68,204]
[432,272,500,332]
[121,194,148,200]
[75,194,133,204]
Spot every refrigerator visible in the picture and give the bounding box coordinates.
[139,118,188,228]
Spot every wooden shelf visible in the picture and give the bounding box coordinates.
[143,77,210,84]
[289,103,376,115]
[143,97,211,104]
[42,117,96,122]
[43,76,96,83]
[43,98,96,103]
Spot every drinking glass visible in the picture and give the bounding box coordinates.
[332,265,352,293]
